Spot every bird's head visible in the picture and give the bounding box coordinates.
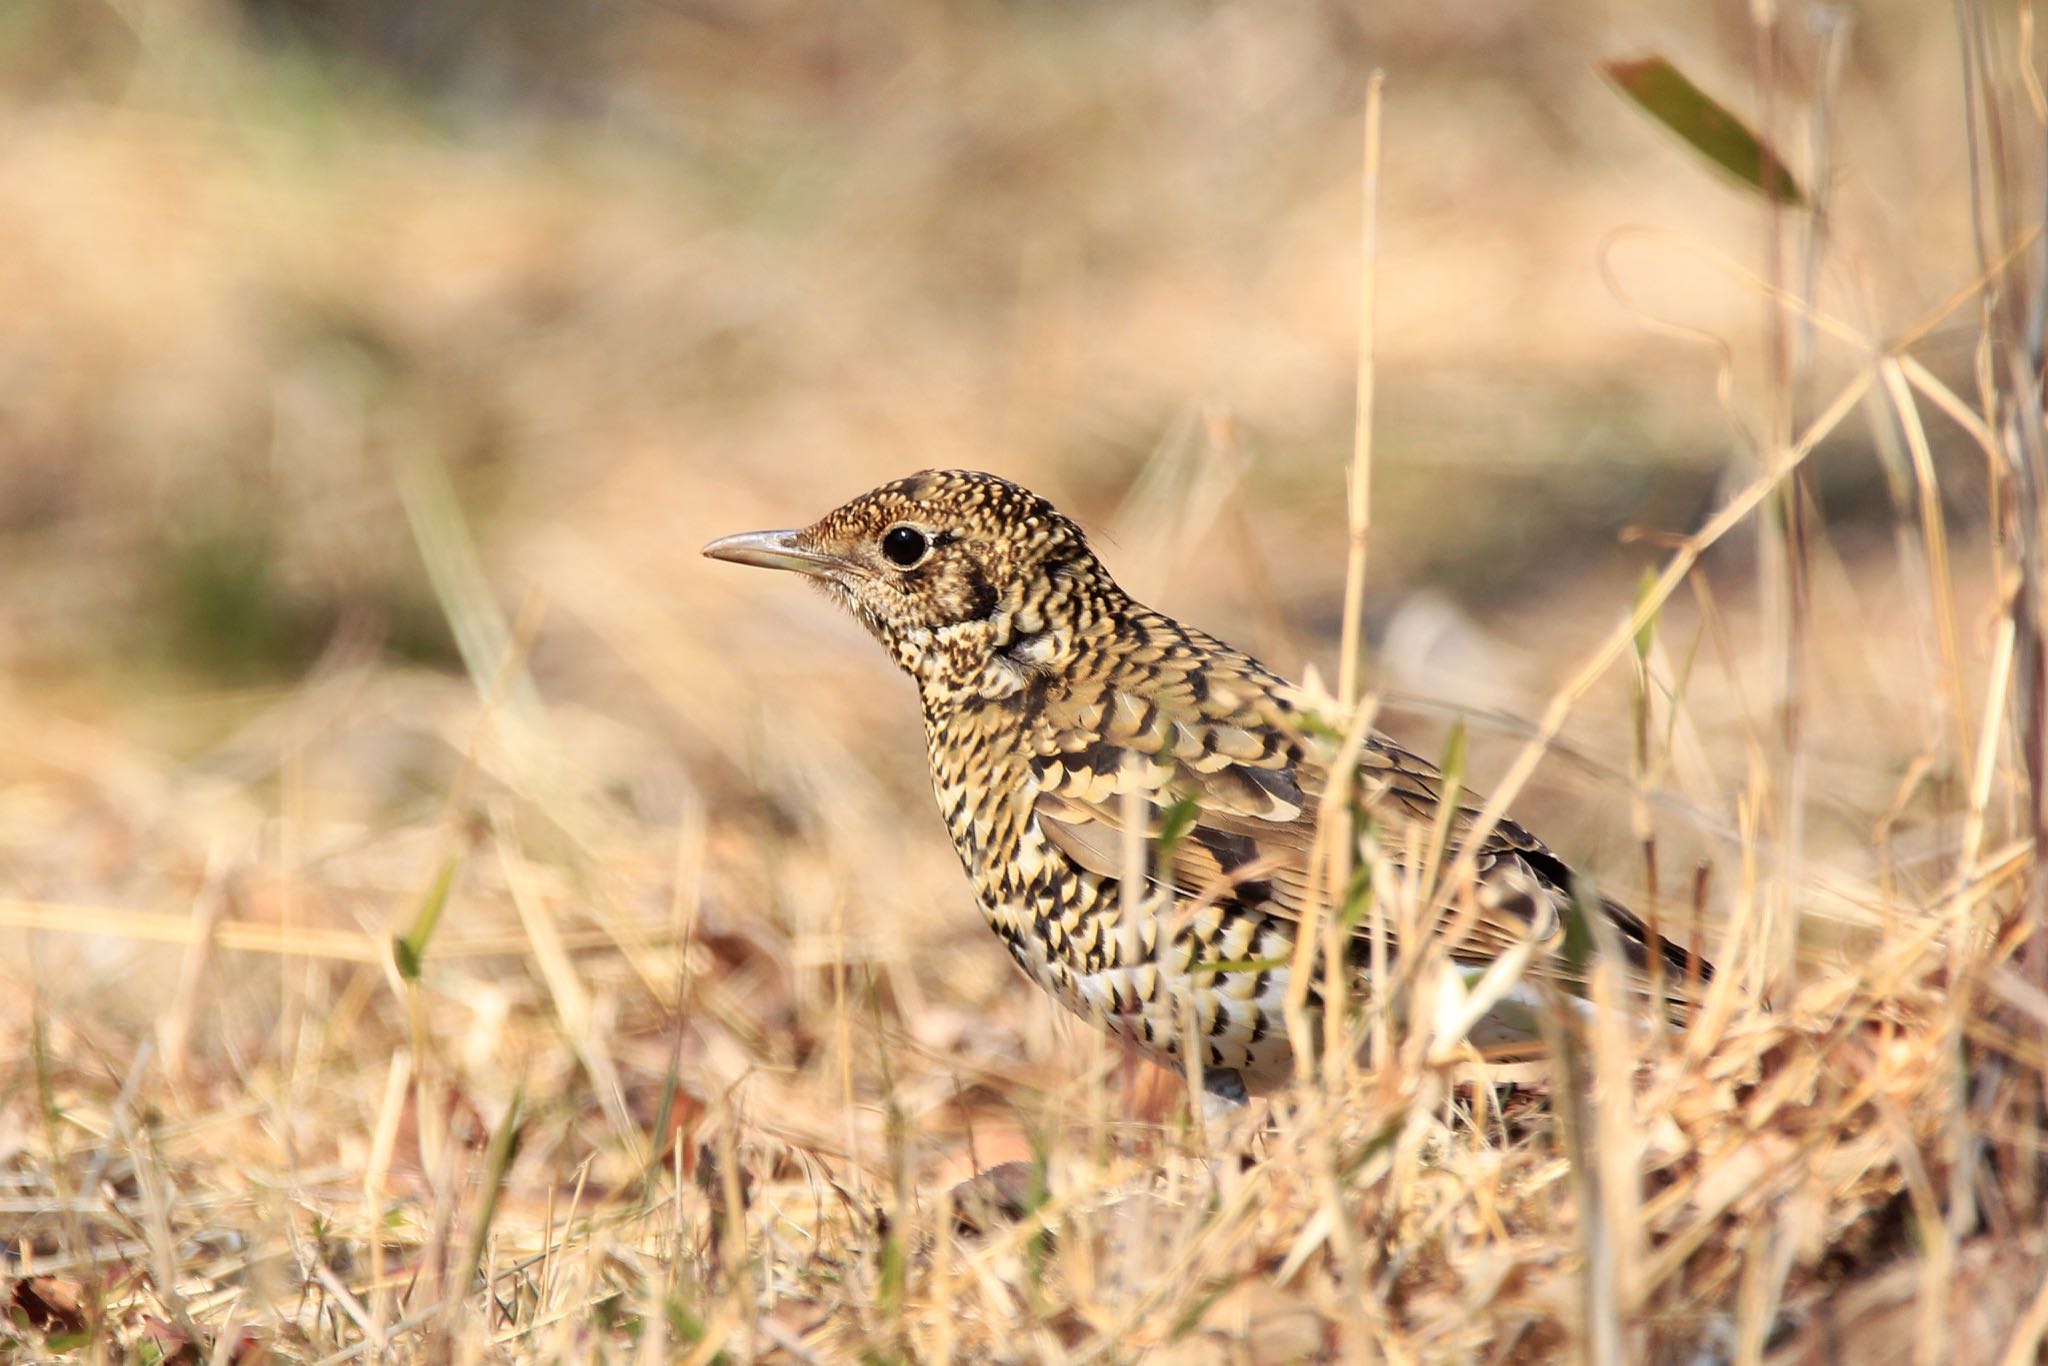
[704,470,1116,699]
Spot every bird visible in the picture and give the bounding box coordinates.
[704,469,1709,1106]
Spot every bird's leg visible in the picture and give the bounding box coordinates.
[1195,1072,1274,1204]
[1202,1066,1251,1110]
[1198,1068,1262,1140]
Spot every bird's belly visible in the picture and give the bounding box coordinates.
[1064,952,1300,1089]
[970,866,1303,1089]
[941,785,1305,1091]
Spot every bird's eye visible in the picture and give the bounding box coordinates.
[881,525,930,568]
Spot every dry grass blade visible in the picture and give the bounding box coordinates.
[0,4,2038,1363]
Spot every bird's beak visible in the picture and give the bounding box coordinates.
[701,528,849,579]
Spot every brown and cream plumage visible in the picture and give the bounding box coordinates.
[705,470,1708,1104]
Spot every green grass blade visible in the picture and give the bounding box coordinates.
[1633,566,1661,665]
[1602,55,1806,206]
[394,854,461,982]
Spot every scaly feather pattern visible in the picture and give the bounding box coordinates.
[706,469,1709,1101]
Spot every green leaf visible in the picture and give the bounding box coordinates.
[1558,880,1597,985]
[1663,622,1707,755]
[1430,724,1469,878]
[393,854,460,982]
[877,1212,906,1311]
[1602,55,1806,206]
[1297,711,1345,743]
[1156,793,1203,854]
[1438,719,1467,789]
[665,1296,707,1344]
[1340,864,1376,929]
[1171,1278,1238,1340]
[455,1089,523,1296]
[1633,567,1660,664]
[1339,1115,1407,1178]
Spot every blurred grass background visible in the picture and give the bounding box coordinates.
[0,0,2026,1360]
[0,0,1992,861]
[0,0,1983,690]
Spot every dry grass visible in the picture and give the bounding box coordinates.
[3,2,2045,1361]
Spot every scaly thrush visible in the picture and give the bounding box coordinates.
[706,470,1707,1104]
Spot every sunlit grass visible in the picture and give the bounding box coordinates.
[2,2,2041,1361]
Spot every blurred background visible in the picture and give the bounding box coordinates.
[0,0,1984,694]
[0,0,2009,1337]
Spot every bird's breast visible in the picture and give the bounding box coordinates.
[921,699,1304,1092]
[925,709,1090,981]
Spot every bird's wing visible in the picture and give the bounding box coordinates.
[1029,648,1701,992]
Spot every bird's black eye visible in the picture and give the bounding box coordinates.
[881,525,930,568]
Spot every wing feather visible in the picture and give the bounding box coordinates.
[1028,651,1707,998]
